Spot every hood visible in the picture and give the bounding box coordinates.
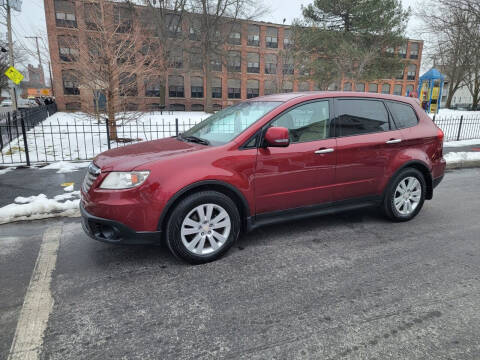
[94,137,206,171]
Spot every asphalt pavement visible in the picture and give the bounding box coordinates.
[1,168,480,359]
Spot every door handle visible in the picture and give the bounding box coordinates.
[386,139,402,144]
[314,148,334,154]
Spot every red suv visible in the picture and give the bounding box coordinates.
[81,92,445,263]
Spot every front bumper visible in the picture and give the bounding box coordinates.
[80,203,161,245]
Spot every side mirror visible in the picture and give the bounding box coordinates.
[264,126,290,147]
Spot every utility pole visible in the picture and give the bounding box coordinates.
[25,35,45,87]
[6,0,17,110]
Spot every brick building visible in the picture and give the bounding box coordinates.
[44,0,423,112]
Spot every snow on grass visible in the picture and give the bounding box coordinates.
[1,111,208,165]
[444,151,480,164]
[427,109,480,141]
[428,109,480,119]
[444,139,480,147]
[0,192,81,224]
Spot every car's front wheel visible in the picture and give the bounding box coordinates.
[383,168,426,221]
[166,191,240,264]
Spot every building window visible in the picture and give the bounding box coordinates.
[65,102,81,111]
[227,51,241,72]
[62,70,79,95]
[398,44,407,58]
[247,79,259,98]
[84,2,100,31]
[265,54,277,74]
[299,82,310,91]
[168,75,184,98]
[409,43,419,59]
[212,104,222,111]
[119,73,137,96]
[58,35,78,62]
[148,103,164,111]
[264,80,276,95]
[168,48,183,68]
[343,82,352,91]
[282,80,293,93]
[190,49,203,70]
[406,84,414,95]
[189,19,201,41]
[166,14,181,38]
[394,84,403,96]
[212,77,222,98]
[382,84,391,94]
[266,27,278,48]
[368,83,378,93]
[283,55,294,75]
[125,103,138,111]
[140,40,159,66]
[283,29,292,49]
[145,76,161,97]
[54,0,76,28]
[191,76,204,98]
[247,52,260,73]
[114,5,133,33]
[355,83,365,92]
[191,104,204,111]
[396,67,404,80]
[386,46,394,56]
[116,41,135,65]
[407,64,417,80]
[247,25,259,46]
[170,103,185,111]
[138,8,159,36]
[227,78,241,99]
[210,53,222,72]
[228,23,241,45]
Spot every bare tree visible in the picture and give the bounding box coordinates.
[185,0,267,113]
[73,0,159,140]
[418,1,472,108]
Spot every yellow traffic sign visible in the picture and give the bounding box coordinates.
[4,66,24,85]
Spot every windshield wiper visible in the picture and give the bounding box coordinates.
[179,134,210,145]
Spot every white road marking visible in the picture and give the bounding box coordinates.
[7,225,63,360]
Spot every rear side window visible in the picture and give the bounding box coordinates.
[334,99,390,137]
[386,101,418,129]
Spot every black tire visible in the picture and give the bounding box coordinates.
[166,191,240,264]
[382,167,426,222]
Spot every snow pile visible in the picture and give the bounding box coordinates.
[0,167,14,175]
[444,151,480,164]
[429,109,480,120]
[0,191,81,224]
[39,161,90,173]
[444,139,480,148]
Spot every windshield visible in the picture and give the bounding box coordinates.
[181,101,281,145]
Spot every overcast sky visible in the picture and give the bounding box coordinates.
[10,0,424,75]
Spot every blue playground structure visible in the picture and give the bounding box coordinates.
[418,68,445,114]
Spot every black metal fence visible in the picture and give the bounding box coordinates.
[432,114,480,141]
[1,109,480,166]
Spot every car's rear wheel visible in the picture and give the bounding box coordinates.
[166,191,240,264]
[383,168,426,221]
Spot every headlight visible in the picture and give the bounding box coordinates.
[99,171,150,189]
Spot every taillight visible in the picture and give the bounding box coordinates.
[437,128,444,141]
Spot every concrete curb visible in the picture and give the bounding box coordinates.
[446,160,480,170]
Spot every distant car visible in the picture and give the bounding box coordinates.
[81,92,446,264]
[18,99,38,109]
[0,99,12,107]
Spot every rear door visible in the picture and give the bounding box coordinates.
[333,98,404,201]
[254,99,336,214]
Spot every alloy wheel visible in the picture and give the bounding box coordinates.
[394,176,422,216]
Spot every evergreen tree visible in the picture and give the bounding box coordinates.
[293,0,410,90]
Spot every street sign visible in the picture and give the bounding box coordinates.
[4,66,23,85]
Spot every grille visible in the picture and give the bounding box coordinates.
[82,163,101,193]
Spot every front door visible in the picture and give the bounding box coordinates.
[254,99,336,214]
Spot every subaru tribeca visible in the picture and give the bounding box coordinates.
[81,92,445,264]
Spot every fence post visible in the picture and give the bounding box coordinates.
[20,112,31,166]
[175,118,179,136]
[432,114,436,123]
[456,115,464,141]
[105,118,111,149]
[7,112,12,141]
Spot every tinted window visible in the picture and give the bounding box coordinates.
[386,101,418,129]
[271,101,330,143]
[334,99,390,137]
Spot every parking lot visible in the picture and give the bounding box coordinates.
[1,168,480,359]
